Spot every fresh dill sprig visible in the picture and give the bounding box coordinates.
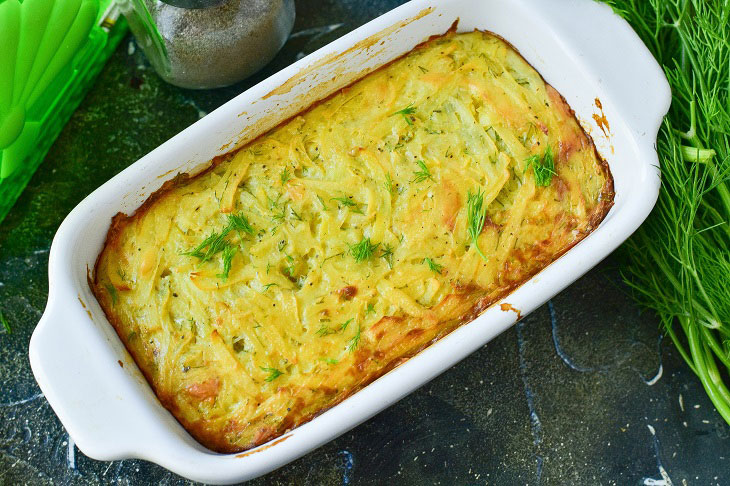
[317,194,328,210]
[261,283,279,292]
[385,173,394,194]
[423,257,443,274]
[271,205,286,223]
[182,230,228,262]
[105,283,118,305]
[183,212,254,262]
[280,167,291,185]
[602,0,730,425]
[284,254,296,277]
[227,213,255,236]
[380,244,395,268]
[260,366,283,382]
[524,146,556,186]
[331,195,358,208]
[340,318,354,331]
[466,188,489,261]
[0,310,10,334]
[349,237,380,262]
[216,244,237,280]
[347,323,361,352]
[316,324,336,337]
[290,208,303,221]
[413,160,433,183]
[391,103,417,125]
[322,358,339,365]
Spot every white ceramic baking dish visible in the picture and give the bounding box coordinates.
[29,0,670,482]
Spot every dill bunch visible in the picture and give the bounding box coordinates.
[603,0,730,423]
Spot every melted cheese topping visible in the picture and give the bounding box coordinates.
[92,31,613,453]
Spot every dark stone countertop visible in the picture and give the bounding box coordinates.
[1,1,728,484]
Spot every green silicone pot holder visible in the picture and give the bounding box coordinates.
[0,0,127,224]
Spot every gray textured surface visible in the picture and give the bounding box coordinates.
[1,1,729,484]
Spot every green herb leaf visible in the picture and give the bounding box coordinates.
[385,173,394,194]
[349,237,380,262]
[466,188,488,261]
[423,257,443,274]
[331,196,358,208]
[322,358,339,365]
[380,244,395,268]
[316,324,336,337]
[601,0,730,425]
[228,213,256,236]
[413,159,433,183]
[260,366,283,382]
[524,146,556,186]
[391,103,417,125]
[216,244,237,280]
[280,167,291,185]
[347,323,361,352]
[182,230,228,262]
[340,318,354,331]
[105,283,118,305]
[317,194,328,210]
[0,310,10,334]
[284,254,296,277]
[366,303,376,315]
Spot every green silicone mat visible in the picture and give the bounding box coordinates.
[0,0,127,224]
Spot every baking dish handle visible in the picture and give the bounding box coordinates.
[527,0,671,139]
[29,290,198,461]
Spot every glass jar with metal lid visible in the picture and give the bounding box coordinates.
[118,0,295,89]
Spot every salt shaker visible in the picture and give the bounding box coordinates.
[118,0,295,89]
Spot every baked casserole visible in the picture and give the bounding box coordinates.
[91,30,613,453]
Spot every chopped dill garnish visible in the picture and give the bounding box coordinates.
[385,173,394,194]
[524,146,556,186]
[1,310,10,334]
[280,167,291,185]
[331,195,357,208]
[418,65,429,73]
[216,244,237,280]
[340,318,354,331]
[260,366,283,382]
[227,213,255,236]
[413,160,433,183]
[423,257,443,274]
[105,283,118,305]
[380,244,395,268]
[316,324,336,337]
[320,252,344,268]
[322,358,339,365]
[182,230,228,262]
[284,254,295,276]
[347,323,361,352]
[317,194,328,210]
[366,303,375,315]
[391,103,417,125]
[466,188,489,261]
[349,237,380,262]
[290,208,303,221]
[271,206,286,223]
[261,283,279,292]
[183,212,254,262]
[267,193,281,209]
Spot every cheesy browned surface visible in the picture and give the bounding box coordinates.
[92,31,613,453]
